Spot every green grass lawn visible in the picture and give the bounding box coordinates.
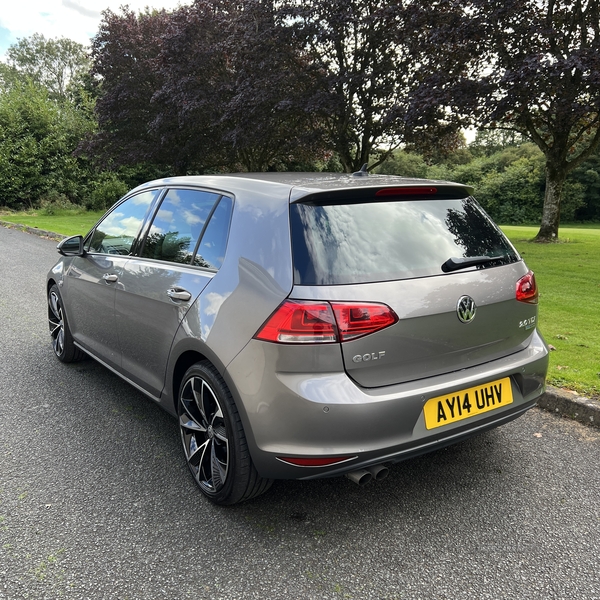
[502,225,600,399]
[1,209,598,397]
[0,209,104,237]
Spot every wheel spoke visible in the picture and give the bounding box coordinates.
[213,424,228,443]
[192,378,209,425]
[188,436,209,468]
[198,440,213,484]
[48,291,66,357]
[179,412,206,433]
[49,292,60,318]
[211,442,227,489]
[201,381,217,425]
[55,329,65,354]
[48,320,61,337]
[181,379,205,426]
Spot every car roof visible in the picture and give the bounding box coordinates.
[128,172,474,204]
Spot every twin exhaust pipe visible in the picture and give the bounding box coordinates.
[345,464,389,486]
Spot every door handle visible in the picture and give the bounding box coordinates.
[102,273,118,283]
[167,288,192,302]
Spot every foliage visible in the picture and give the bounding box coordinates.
[469,130,528,157]
[85,172,129,211]
[85,7,174,170]
[38,191,82,215]
[4,34,90,102]
[377,142,588,224]
[87,2,328,172]
[374,151,430,178]
[279,0,407,172]
[0,82,93,209]
[569,152,600,221]
[0,34,121,210]
[87,0,477,173]
[2,5,600,228]
[279,0,477,172]
[440,0,600,240]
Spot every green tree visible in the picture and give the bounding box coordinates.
[4,33,90,102]
[374,150,430,178]
[0,82,94,208]
[455,0,600,240]
[567,150,600,221]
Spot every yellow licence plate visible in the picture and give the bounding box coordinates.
[423,377,514,430]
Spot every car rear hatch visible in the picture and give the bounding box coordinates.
[287,184,539,388]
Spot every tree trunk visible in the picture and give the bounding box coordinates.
[534,164,566,242]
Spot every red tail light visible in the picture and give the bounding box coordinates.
[255,300,337,343]
[331,303,398,341]
[255,300,398,344]
[516,271,538,304]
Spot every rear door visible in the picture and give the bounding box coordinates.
[116,188,233,396]
[289,190,537,388]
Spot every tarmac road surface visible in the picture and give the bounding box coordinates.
[1,225,599,600]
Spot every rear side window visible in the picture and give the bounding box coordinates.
[140,188,233,269]
[291,197,519,285]
[193,195,233,269]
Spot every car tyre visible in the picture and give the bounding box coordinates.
[178,361,272,505]
[48,284,85,363]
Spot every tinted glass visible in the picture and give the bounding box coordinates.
[193,196,233,269]
[141,189,221,265]
[291,197,519,285]
[87,190,159,255]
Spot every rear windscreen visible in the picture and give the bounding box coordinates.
[290,197,519,285]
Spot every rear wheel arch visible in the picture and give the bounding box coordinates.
[170,349,255,446]
[171,350,209,413]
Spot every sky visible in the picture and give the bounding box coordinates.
[0,0,189,58]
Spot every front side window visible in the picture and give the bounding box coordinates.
[291,197,519,285]
[87,190,159,255]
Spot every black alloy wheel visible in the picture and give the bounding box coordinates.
[48,284,84,363]
[178,361,272,505]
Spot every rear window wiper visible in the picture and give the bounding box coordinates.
[441,255,504,273]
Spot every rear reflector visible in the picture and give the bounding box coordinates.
[516,271,538,304]
[276,456,355,467]
[255,300,398,344]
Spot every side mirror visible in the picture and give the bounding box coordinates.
[57,235,85,257]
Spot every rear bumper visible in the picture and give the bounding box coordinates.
[297,398,536,480]
[225,330,549,480]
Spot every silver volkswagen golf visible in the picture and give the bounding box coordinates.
[47,172,549,504]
